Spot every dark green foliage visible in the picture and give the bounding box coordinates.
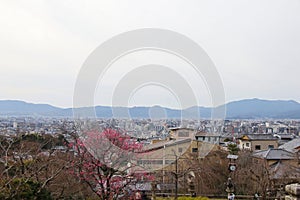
[227,143,239,155]
[224,138,232,142]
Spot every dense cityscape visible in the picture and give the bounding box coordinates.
[0,115,300,199]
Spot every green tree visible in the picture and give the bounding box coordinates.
[227,143,239,155]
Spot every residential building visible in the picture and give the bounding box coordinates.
[168,127,196,140]
[279,138,300,153]
[251,148,300,191]
[238,134,278,151]
[195,132,221,145]
[252,148,296,166]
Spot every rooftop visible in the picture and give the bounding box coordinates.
[279,138,300,153]
[252,148,295,160]
[141,138,192,152]
[195,132,221,137]
[168,127,195,131]
[239,134,278,141]
[270,161,300,180]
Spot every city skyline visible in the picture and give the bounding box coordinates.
[1,1,300,109]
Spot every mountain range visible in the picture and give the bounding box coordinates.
[1,98,300,119]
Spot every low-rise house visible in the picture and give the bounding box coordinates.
[139,137,219,168]
[168,127,196,140]
[195,132,221,145]
[251,148,300,194]
[135,134,222,195]
[252,148,296,166]
[136,129,221,181]
[238,134,278,151]
[274,133,295,145]
[279,138,300,153]
[269,161,300,185]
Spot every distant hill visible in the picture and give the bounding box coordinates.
[0,100,63,116]
[223,98,300,119]
[0,98,300,119]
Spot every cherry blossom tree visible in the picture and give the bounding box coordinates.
[69,128,149,200]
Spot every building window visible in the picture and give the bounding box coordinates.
[178,147,183,153]
[192,148,198,152]
[137,160,163,165]
[268,145,274,149]
[246,143,250,147]
[178,131,189,137]
[255,145,261,150]
[165,160,175,164]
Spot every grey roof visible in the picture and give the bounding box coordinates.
[142,138,192,152]
[279,138,300,153]
[128,182,153,191]
[270,161,300,180]
[276,134,295,140]
[252,148,295,160]
[157,183,175,191]
[195,132,221,137]
[239,134,277,141]
[168,127,195,131]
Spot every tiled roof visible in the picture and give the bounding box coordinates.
[195,132,221,137]
[252,148,295,160]
[142,138,192,152]
[276,134,295,140]
[168,127,195,131]
[239,134,277,141]
[279,138,300,153]
[270,161,300,179]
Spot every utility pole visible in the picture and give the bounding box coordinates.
[175,157,178,200]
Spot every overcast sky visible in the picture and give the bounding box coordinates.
[0,0,300,108]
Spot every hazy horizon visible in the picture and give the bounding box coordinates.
[1,97,299,110]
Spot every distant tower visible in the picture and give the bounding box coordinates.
[13,122,18,129]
